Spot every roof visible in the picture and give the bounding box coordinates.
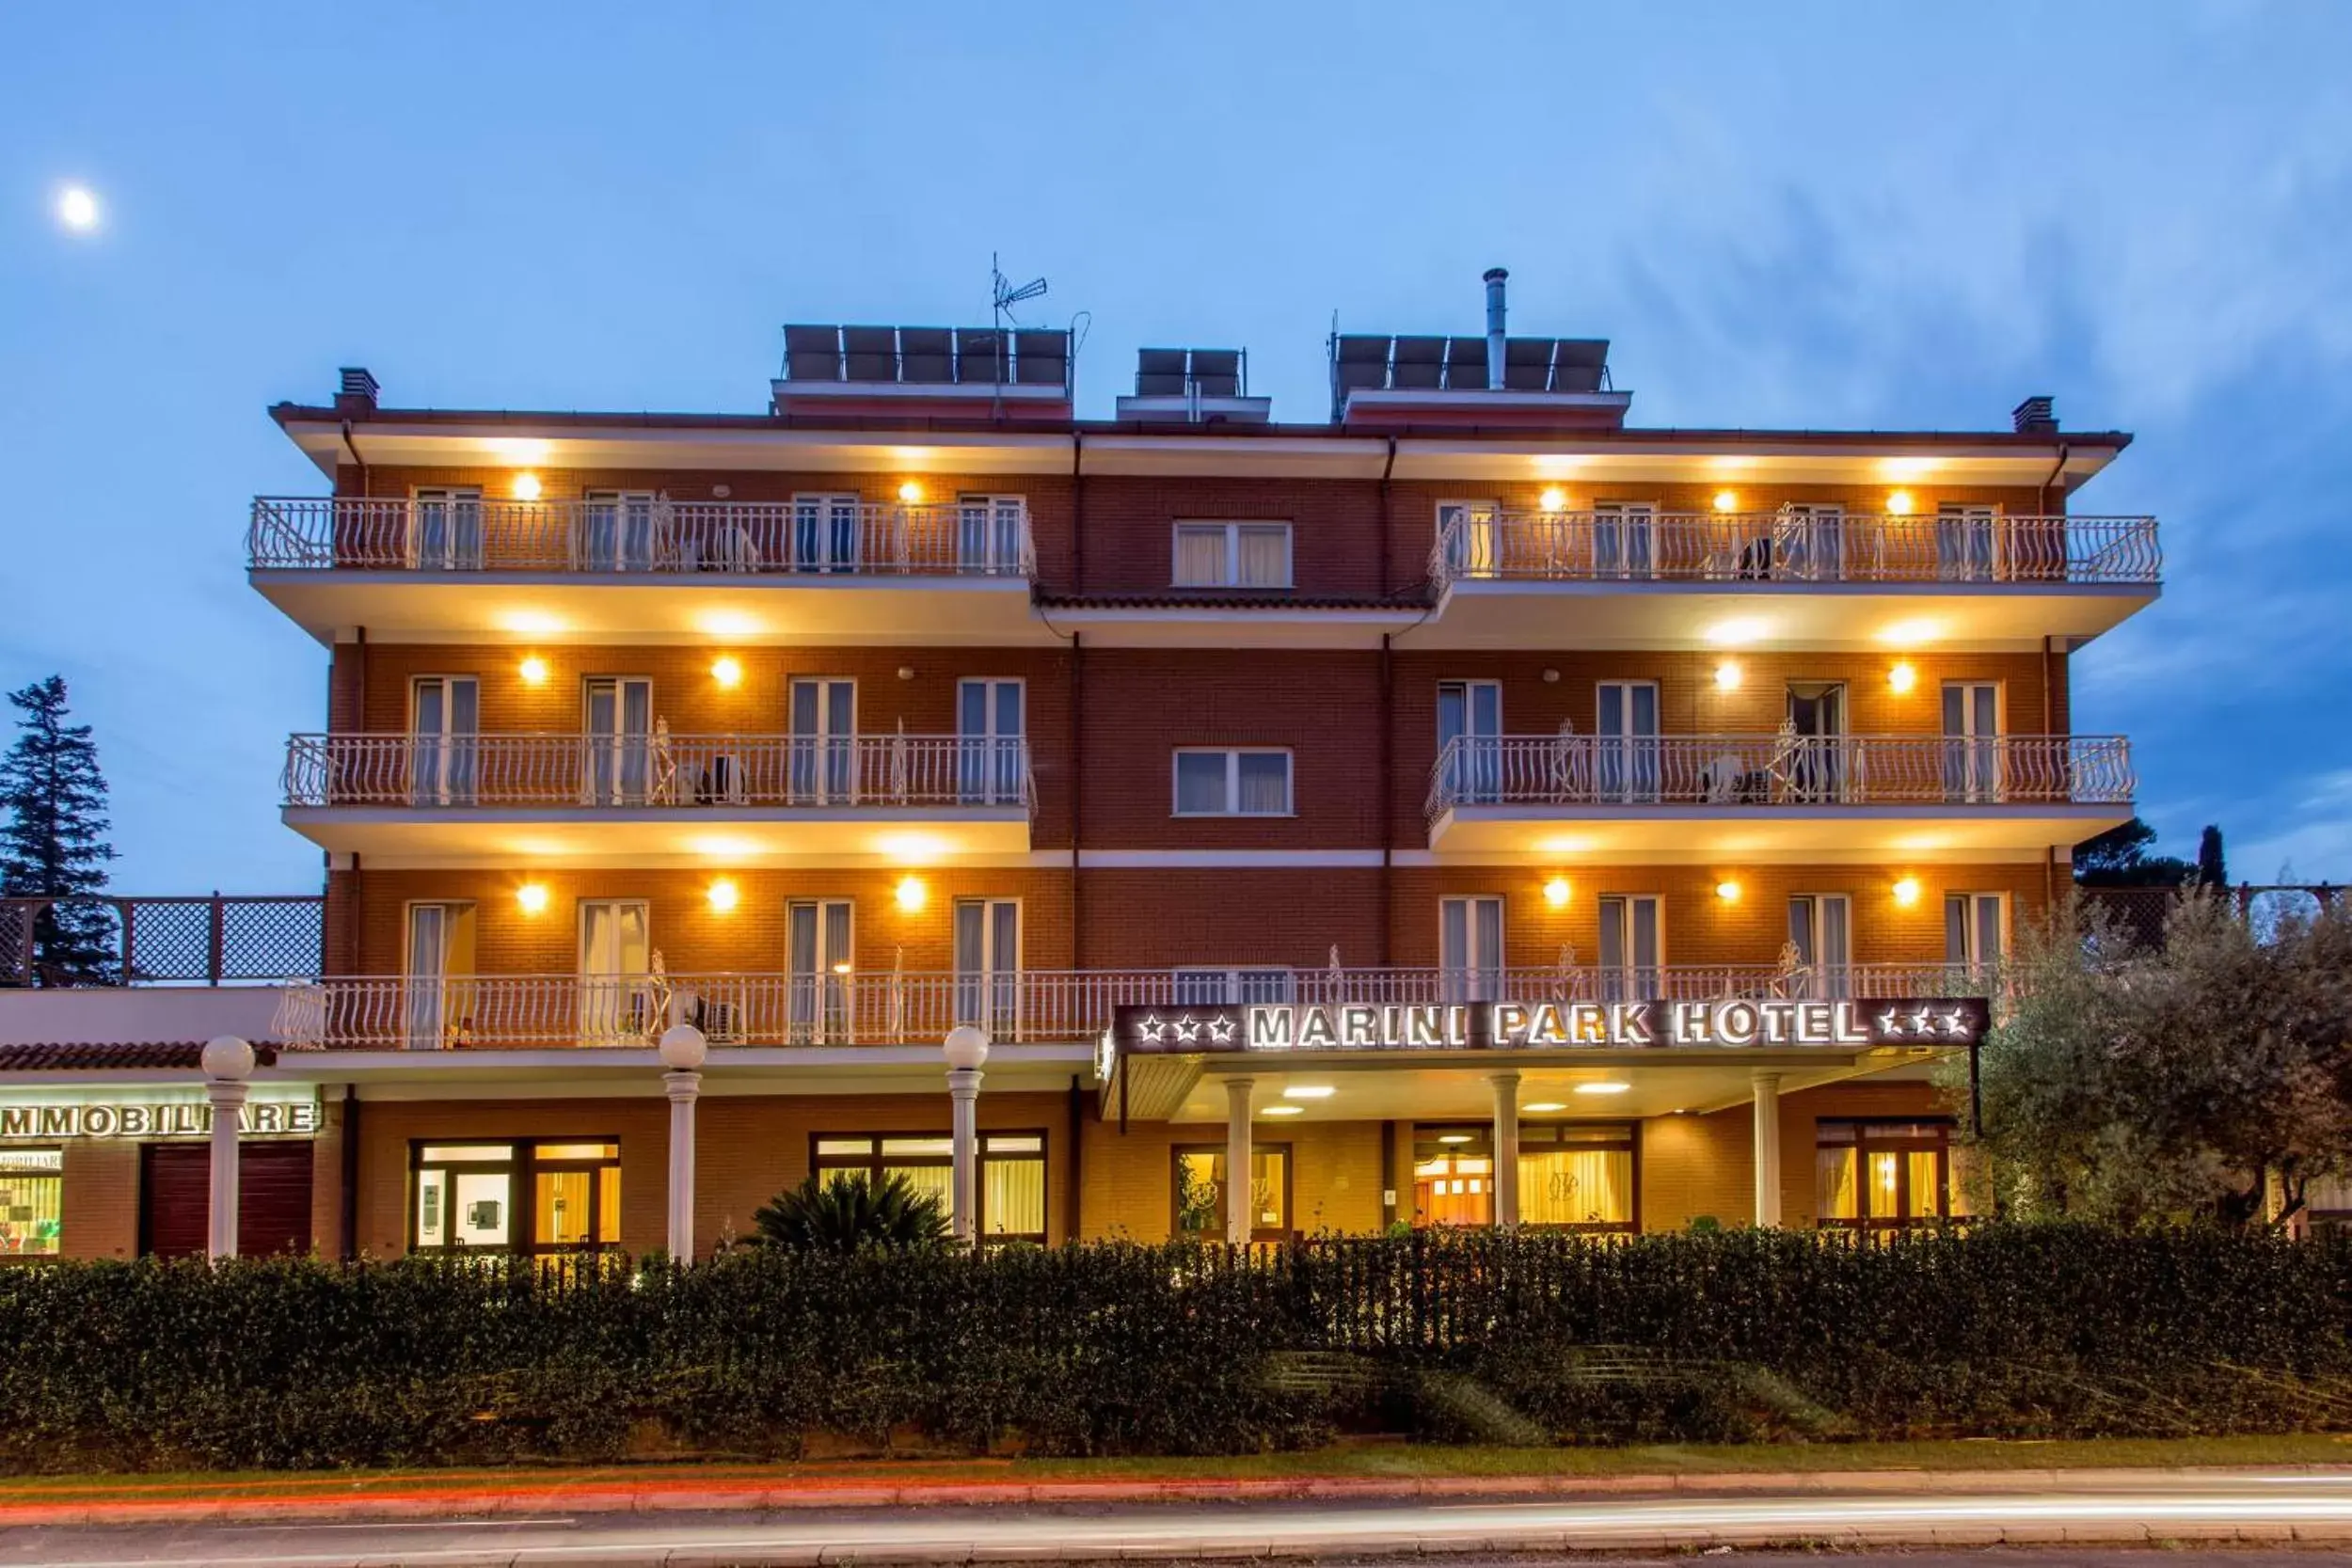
[0,1042,280,1072]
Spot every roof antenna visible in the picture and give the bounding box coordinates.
[990,253,1049,416]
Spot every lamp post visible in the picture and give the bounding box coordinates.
[943,1024,990,1245]
[659,1022,708,1261]
[200,1036,255,1261]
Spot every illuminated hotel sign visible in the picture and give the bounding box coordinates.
[1113,998,1988,1055]
[0,1095,321,1141]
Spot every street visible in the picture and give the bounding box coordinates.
[7,1471,2352,1565]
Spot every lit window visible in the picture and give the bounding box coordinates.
[1173,521,1292,588]
[812,1132,1046,1243]
[410,1139,620,1256]
[1173,1146,1290,1241]
[1815,1120,1954,1228]
[0,1148,63,1257]
[1173,749,1292,816]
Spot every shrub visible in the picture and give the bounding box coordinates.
[748,1171,949,1254]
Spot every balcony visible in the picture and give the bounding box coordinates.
[246,495,1042,645]
[272,962,1998,1053]
[1422,509,2160,650]
[280,733,1034,864]
[1425,733,2133,858]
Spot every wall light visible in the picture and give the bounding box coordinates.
[1574,1082,1632,1096]
[1537,485,1567,514]
[1714,660,1742,691]
[894,875,928,912]
[1892,876,1923,908]
[1886,488,1915,516]
[1711,489,1740,513]
[516,883,550,915]
[1715,879,1742,903]
[518,656,549,686]
[512,472,543,501]
[1543,876,1572,910]
[707,878,739,912]
[710,656,743,689]
[898,480,924,504]
[1887,660,1917,694]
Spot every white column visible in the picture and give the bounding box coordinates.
[199,1036,255,1262]
[1488,1070,1521,1228]
[1752,1069,1784,1229]
[663,1070,702,1259]
[944,1025,990,1246]
[1224,1076,1256,1246]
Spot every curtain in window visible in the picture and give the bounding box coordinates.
[1518,1149,1631,1227]
[983,1157,1046,1236]
[1236,753,1289,814]
[883,1163,955,1212]
[1173,526,1228,586]
[1175,753,1228,813]
[1816,1147,1859,1220]
[1236,525,1290,587]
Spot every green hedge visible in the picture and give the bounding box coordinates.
[3,1227,2348,1472]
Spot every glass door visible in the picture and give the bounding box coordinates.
[409,487,483,570]
[1942,682,2001,802]
[578,899,650,1045]
[403,902,473,1050]
[1593,502,1656,578]
[1437,500,1498,578]
[793,492,861,573]
[580,490,657,572]
[409,676,478,806]
[958,679,1025,805]
[786,898,854,1043]
[1936,503,2000,581]
[1436,680,1502,804]
[1784,682,1847,800]
[958,494,1024,574]
[789,677,857,803]
[1776,502,1845,580]
[582,677,652,804]
[1786,894,1852,998]
[1597,894,1661,1002]
[1945,893,2005,990]
[953,898,1020,1037]
[1439,895,1504,1003]
[1595,681,1660,802]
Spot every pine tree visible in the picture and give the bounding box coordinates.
[0,677,119,984]
[2196,824,2229,889]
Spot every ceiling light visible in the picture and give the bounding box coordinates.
[707,878,739,912]
[697,610,761,636]
[1705,618,1766,647]
[1879,618,1940,648]
[710,656,743,689]
[512,472,543,501]
[517,656,548,686]
[1282,1085,1336,1100]
[1261,1104,1305,1117]
[1543,876,1571,909]
[1522,1101,1566,1114]
[1438,1133,1472,1145]
[1574,1082,1631,1096]
[516,883,549,915]
[501,610,564,636]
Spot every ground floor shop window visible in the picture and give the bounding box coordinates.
[813,1132,1047,1243]
[1816,1119,1953,1227]
[1173,1145,1291,1241]
[1414,1124,1636,1230]
[411,1140,620,1254]
[0,1148,62,1257]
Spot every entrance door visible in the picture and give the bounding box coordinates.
[139,1141,314,1258]
[958,679,1025,805]
[580,489,657,572]
[1436,680,1502,804]
[1784,682,1848,800]
[953,898,1020,1036]
[579,899,651,1045]
[789,677,857,803]
[1597,894,1662,1002]
[1439,895,1504,1003]
[1942,682,2002,802]
[409,676,479,806]
[1787,894,1852,998]
[1595,681,1660,802]
[582,677,652,805]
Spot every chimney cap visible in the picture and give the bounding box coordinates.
[2011,393,2057,434]
[1483,266,1509,283]
[336,367,380,411]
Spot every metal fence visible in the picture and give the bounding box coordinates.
[0,896,324,987]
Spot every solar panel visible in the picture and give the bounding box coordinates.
[898,327,952,385]
[1014,329,1068,387]
[1391,336,1444,389]
[1441,336,1486,389]
[1504,337,1556,391]
[783,325,843,382]
[1136,348,1187,396]
[1550,340,1609,392]
[842,325,896,385]
[1189,348,1242,398]
[953,327,1005,385]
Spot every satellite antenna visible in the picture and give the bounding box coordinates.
[989,253,1049,413]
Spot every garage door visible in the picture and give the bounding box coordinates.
[139,1142,315,1258]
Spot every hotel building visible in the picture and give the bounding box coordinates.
[0,273,2158,1260]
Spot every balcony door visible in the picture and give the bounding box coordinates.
[1595,681,1660,802]
[792,492,861,573]
[404,901,474,1051]
[1439,895,1504,1004]
[954,898,1021,1037]
[580,489,657,573]
[1946,893,2005,988]
[1597,894,1662,1002]
[958,678,1025,805]
[409,487,483,570]
[788,677,857,803]
[1942,682,2002,802]
[787,898,854,1044]
[1775,502,1845,581]
[1787,894,1852,998]
[1593,501,1656,579]
[1784,682,1848,801]
[409,676,478,807]
[1436,500,1499,578]
[578,899,650,1045]
[1936,503,2000,582]
[1436,680,1502,805]
[582,677,652,805]
[958,494,1025,575]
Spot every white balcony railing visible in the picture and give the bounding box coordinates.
[247,496,1035,578]
[271,963,2006,1051]
[1427,510,2161,589]
[1426,734,2133,820]
[282,733,1034,813]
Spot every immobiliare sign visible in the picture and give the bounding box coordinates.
[0,1094,321,1140]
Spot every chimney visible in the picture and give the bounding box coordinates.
[2011,394,2056,435]
[336,367,380,413]
[1483,268,1508,390]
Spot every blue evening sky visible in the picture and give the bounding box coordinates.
[3,5,2347,893]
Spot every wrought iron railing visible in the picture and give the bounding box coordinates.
[1427,510,2161,589]
[282,733,1034,813]
[1427,734,2133,819]
[0,895,325,988]
[247,495,1035,578]
[271,962,2002,1051]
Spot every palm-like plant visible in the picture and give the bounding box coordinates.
[750,1170,951,1253]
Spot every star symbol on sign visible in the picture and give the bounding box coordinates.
[1941,1007,1972,1037]
[1876,1008,1903,1037]
[1207,1014,1237,1044]
[1175,1014,1203,1044]
[1908,1007,1935,1036]
[1136,1013,1167,1042]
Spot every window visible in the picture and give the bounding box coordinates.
[1945,893,2006,979]
[791,492,863,572]
[411,1140,621,1255]
[1936,503,2000,582]
[582,676,653,806]
[0,1148,62,1257]
[409,676,479,807]
[1787,895,1852,998]
[1942,683,2002,802]
[580,490,657,572]
[957,678,1025,805]
[956,494,1026,575]
[1172,1145,1290,1241]
[1816,1120,1953,1227]
[404,901,476,1050]
[1595,681,1661,802]
[1439,895,1505,1003]
[788,677,857,803]
[1435,500,1499,578]
[1413,1124,1637,1231]
[1597,894,1662,1001]
[1592,501,1656,578]
[1172,967,1296,1006]
[409,486,483,570]
[813,1132,1046,1243]
[1173,750,1292,816]
[787,899,854,1043]
[579,899,652,1045]
[1777,502,1846,580]
[1436,680,1502,804]
[954,898,1021,1035]
[1173,522,1291,588]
